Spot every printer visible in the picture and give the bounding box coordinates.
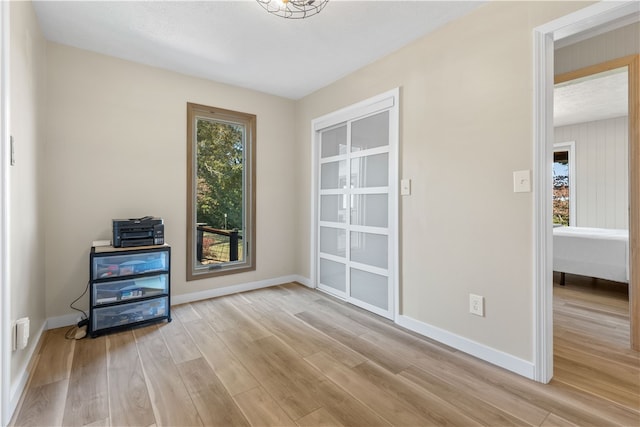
[112,216,164,248]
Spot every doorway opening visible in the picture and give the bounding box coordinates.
[552,58,635,403]
[533,1,639,383]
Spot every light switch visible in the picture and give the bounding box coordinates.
[513,170,531,193]
[401,179,411,196]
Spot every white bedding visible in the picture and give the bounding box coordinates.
[553,226,629,283]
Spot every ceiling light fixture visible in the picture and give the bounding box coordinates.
[256,0,329,19]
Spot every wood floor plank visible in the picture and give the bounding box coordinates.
[296,310,411,374]
[219,331,324,420]
[29,328,75,388]
[259,310,365,367]
[540,413,580,427]
[304,351,430,426]
[106,331,155,427]
[399,364,532,426]
[295,407,345,427]
[446,349,640,426]
[249,284,316,316]
[553,334,640,368]
[353,361,484,426]
[233,387,296,427]
[552,361,640,409]
[12,379,68,427]
[176,357,250,427]
[159,314,201,364]
[309,380,391,427]
[61,336,109,427]
[409,356,550,425]
[133,327,203,426]
[170,302,202,323]
[184,319,259,396]
[192,297,271,342]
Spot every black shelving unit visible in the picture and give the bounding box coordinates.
[89,244,171,337]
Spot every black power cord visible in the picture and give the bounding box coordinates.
[65,280,90,340]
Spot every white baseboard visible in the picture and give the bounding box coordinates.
[46,275,312,330]
[396,314,535,380]
[9,320,46,420]
[171,274,309,305]
[294,275,313,288]
[44,276,533,381]
[47,313,81,329]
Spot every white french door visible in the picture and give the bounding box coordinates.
[313,89,398,319]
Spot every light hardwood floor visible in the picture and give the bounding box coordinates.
[11,281,640,426]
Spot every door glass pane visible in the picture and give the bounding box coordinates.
[351,194,388,227]
[321,160,348,190]
[351,111,389,152]
[553,150,570,226]
[351,153,388,188]
[321,125,347,158]
[320,259,346,292]
[321,195,347,223]
[350,231,387,269]
[350,268,388,309]
[320,227,346,257]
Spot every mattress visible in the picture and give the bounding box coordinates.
[553,226,629,283]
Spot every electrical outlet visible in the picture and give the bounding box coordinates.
[469,294,484,317]
[16,317,29,350]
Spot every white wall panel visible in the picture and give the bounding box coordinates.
[555,116,629,229]
[555,22,640,75]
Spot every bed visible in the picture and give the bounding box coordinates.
[553,226,629,285]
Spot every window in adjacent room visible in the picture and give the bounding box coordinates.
[553,141,575,227]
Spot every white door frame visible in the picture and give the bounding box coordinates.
[310,88,400,320]
[1,0,10,423]
[533,1,640,383]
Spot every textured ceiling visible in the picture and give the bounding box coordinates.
[33,0,485,100]
[554,68,628,127]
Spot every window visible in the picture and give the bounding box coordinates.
[187,103,256,280]
[553,141,575,227]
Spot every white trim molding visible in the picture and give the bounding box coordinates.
[9,321,45,420]
[532,0,640,384]
[397,315,535,379]
[1,0,10,423]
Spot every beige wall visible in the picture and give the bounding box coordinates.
[295,1,591,360]
[9,0,47,400]
[44,43,297,320]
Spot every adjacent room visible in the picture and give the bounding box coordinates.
[1,1,638,426]
[551,22,639,409]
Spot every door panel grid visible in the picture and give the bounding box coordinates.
[316,99,397,319]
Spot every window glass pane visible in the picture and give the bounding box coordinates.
[321,195,347,223]
[553,150,570,226]
[351,194,388,227]
[350,231,387,269]
[320,227,346,258]
[321,125,347,158]
[350,268,388,309]
[321,160,348,190]
[195,117,245,265]
[351,111,389,152]
[187,103,255,281]
[351,153,388,188]
[320,259,346,292]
